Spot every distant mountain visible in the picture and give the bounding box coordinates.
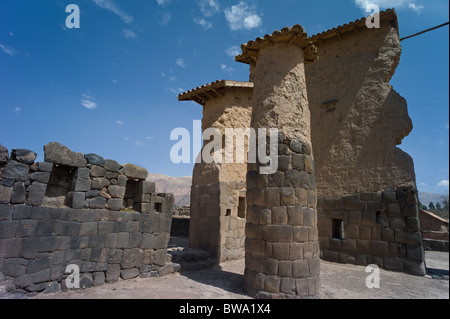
[147,173,192,207]
[418,192,445,206]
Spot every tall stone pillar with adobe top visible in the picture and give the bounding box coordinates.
[236,25,321,298]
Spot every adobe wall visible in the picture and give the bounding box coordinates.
[305,18,425,275]
[0,143,175,294]
[189,87,252,262]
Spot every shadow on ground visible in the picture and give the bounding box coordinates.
[180,266,247,296]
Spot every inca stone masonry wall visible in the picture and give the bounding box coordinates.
[0,143,175,294]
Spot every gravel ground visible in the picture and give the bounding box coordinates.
[30,251,448,300]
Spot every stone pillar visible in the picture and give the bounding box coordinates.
[241,26,321,298]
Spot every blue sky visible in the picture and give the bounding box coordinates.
[0,0,448,195]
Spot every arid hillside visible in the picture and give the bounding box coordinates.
[147,173,192,207]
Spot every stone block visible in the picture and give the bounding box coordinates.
[272,207,287,225]
[347,211,361,225]
[108,198,123,211]
[272,243,290,260]
[265,188,280,207]
[140,181,156,194]
[395,230,422,246]
[292,260,309,278]
[89,197,107,209]
[403,204,419,217]
[284,170,301,188]
[344,199,365,211]
[0,185,13,204]
[293,226,309,243]
[15,220,37,237]
[105,264,121,283]
[280,277,296,295]
[280,188,295,206]
[403,260,426,276]
[264,275,281,293]
[79,222,98,236]
[302,208,315,227]
[84,153,105,167]
[91,178,110,190]
[406,217,420,232]
[108,185,126,198]
[10,183,25,205]
[278,155,290,171]
[74,178,91,192]
[369,241,389,257]
[0,144,9,166]
[383,257,403,272]
[0,220,19,239]
[104,159,121,173]
[361,211,377,226]
[406,245,424,262]
[90,165,106,178]
[72,192,85,209]
[1,160,30,182]
[28,172,50,184]
[44,142,86,167]
[122,164,148,180]
[0,204,14,221]
[287,206,303,226]
[76,168,90,179]
[3,258,27,277]
[93,272,105,287]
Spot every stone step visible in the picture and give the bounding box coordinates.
[167,248,212,263]
[167,247,215,272]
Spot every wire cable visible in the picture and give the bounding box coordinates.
[400,22,449,41]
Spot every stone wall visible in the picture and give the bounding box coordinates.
[419,210,449,252]
[190,182,246,263]
[318,187,425,275]
[0,143,175,294]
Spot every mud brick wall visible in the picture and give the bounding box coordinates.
[318,188,425,276]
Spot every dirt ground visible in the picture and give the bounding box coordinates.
[33,251,448,300]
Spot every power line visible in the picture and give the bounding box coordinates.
[400,22,449,41]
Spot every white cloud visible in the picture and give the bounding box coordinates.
[437,180,450,187]
[0,43,16,56]
[194,18,213,30]
[198,0,220,17]
[224,2,262,31]
[122,29,137,39]
[156,0,171,7]
[14,107,22,113]
[9,31,14,36]
[91,0,133,24]
[166,88,186,95]
[169,76,177,82]
[226,45,241,58]
[176,58,187,68]
[116,120,124,125]
[145,136,154,140]
[81,93,98,110]
[111,79,118,84]
[354,0,424,13]
[160,12,172,26]
[445,124,449,130]
[221,64,235,75]
[135,140,144,147]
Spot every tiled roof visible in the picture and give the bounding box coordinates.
[235,9,398,64]
[178,80,253,106]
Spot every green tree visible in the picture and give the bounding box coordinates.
[443,194,449,212]
[436,203,442,210]
[429,202,436,210]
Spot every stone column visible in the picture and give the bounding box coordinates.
[241,26,321,298]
